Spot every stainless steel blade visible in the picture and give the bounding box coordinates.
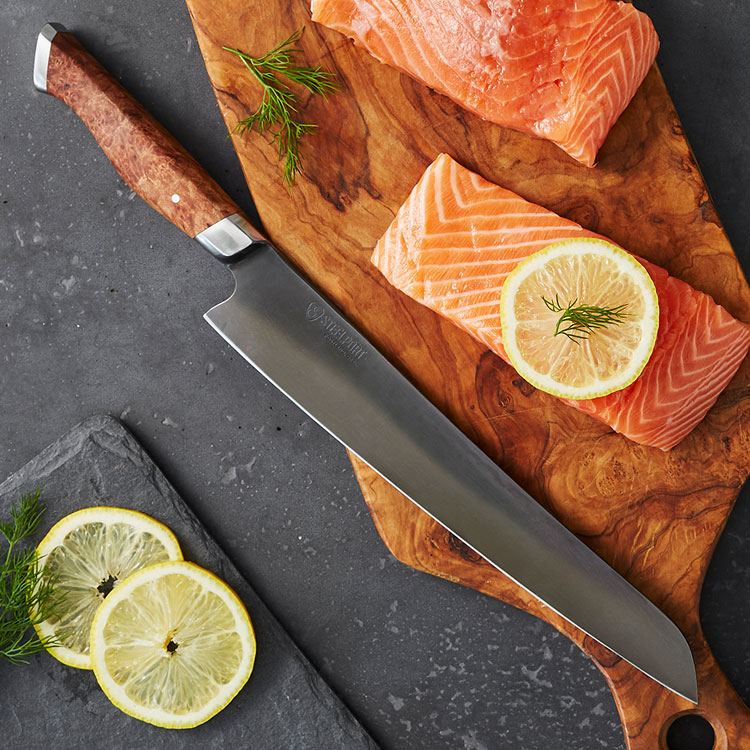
[205,243,698,703]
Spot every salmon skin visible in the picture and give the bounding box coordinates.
[372,154,750,450]
[311,0,659,166]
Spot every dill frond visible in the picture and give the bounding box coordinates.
[223,29,339,187]
[542,294,631,343]
[0,489,60,664]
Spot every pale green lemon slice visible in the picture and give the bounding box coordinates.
[33,506,182,669]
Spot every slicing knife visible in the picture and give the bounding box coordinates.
[33,22,698,703]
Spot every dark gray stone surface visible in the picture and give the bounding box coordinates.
[0,415,379,750]
[0,2,748,749]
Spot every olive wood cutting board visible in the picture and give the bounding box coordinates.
[185,1,750,746]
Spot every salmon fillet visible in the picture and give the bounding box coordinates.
[372,154,750,450]
[311,0,659,166]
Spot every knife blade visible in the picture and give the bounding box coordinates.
[34,22,698,703]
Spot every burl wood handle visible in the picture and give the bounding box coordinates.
[34,23,264,251]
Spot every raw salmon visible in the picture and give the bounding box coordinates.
[310,0,659,166]
[372,154,750,450]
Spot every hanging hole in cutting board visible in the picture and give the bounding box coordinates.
[664,713,716,750]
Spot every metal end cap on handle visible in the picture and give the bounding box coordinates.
[34,22,68,93]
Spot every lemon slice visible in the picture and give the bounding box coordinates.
[500,238,659,399]
[33,506,182,669]
[90,560,256,728]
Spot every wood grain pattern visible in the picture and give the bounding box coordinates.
[184,1,750,746]
[46,31,243,238]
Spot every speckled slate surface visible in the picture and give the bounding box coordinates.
[0,415,378,750]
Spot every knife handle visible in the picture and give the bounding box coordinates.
[33,23,265,261]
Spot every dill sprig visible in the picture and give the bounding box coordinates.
[542,294,630,343]
[0,489,60,664]
[223,29,339,187]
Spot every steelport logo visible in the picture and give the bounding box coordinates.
[305,302,369,362]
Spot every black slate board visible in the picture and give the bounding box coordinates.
[0,415,379,750]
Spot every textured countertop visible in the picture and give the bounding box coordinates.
[1,2,749,748]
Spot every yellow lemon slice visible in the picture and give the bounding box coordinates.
[500,238,659,399]
[33,506,182,669]
[90,560,256,729]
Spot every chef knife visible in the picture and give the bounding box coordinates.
[33,22,697,703]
